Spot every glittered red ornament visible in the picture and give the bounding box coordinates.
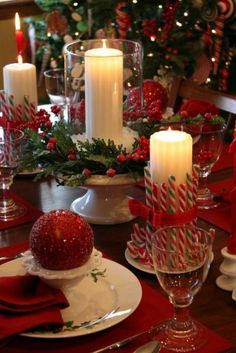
[126,79,168,112]
[30,210,94,270]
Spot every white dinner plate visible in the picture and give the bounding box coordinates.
[0,257,142,339]
[125,248,155,275]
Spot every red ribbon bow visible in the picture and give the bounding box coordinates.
[129,199,197,227]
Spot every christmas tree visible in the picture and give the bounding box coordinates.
[25,0,236,94]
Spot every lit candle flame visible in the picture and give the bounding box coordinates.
[15,12,21,31]
[17,55,23,64]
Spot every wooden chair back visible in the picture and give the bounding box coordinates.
[168,78,236,128]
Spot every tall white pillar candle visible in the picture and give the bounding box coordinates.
[85,47,123,144]
[3,57,37,107]
[150,130,192,185]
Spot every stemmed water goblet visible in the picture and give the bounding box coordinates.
[0,127,25,221]
[151,225,213,352]
[44,68,66,119]
[185,123,226,209]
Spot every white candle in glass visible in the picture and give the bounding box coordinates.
[3,55,38,107]
[85,43,123,144]
[150,129,192,185]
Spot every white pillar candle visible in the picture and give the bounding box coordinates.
[150,129,192,185]
[85,46,123,144]
[3,56,37,107]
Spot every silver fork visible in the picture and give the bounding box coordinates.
[0,252,26,262]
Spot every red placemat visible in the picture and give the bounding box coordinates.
[0,242,232,353]
[0,193,43,231]
[197,178,233,232]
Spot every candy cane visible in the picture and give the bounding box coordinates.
[144,166,153,208]
[168,175,177,214]
[24,95,30,121]
[186,172,194,210]
[152,182,159,210]
[8,95,15,121]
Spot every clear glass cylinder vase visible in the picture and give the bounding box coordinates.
[64,39,143,145]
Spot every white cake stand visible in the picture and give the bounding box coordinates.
[70,174,141,225]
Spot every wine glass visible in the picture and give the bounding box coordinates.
[186,124,226,209]
[44,68,66,118]
[0,127,26,221]
[151,225,213,352]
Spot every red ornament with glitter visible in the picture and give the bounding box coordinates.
[30,210,94,270]
[126,79,168,112]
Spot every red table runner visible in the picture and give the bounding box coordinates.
[0,242,232,353]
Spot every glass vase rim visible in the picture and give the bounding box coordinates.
[151,225,212,253]
[64,38,143,58]
[44,68,64,77]
[0,127,24,143]
[185,123,227,134]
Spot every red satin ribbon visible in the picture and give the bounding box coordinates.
[129,199,197,227]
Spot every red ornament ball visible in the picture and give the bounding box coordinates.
[30,210,94,270]
[125,79,168,112]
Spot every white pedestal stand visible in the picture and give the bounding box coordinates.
[70,174,139,225]
[216,247,236,293]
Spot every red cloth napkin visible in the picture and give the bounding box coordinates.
[0,193,43,231]
[0,275,69,340]
[0,242,232,353]
[197,178,233,232]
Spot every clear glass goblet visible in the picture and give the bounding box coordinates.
[151,225,213,352]
[186,124,226,209]
[0,127,26,221]
[44,68,66,119]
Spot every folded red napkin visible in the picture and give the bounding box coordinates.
[0,275,69,340]
[0,193,43,231]
[197,178,233,232]
[212,144,233,172]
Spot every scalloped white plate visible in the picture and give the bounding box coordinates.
[0,257,142,339]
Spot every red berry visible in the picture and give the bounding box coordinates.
[68,153,75,160]
[30,210,94,270]
[117,153,126,163]
[204,113,212,121]
[106,168,116,177]
[83,168,92,176]
[49,137,57,145]
[47,142,55,150]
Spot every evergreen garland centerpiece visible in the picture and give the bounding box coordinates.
[19,108,150,186]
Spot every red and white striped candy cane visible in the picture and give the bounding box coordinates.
[168,175,177,214]
[115,1,130,39]
[144,166,153,208]
[213,13,225,75]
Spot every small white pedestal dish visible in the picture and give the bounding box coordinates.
[216,247,236,291]
[70,174,141,225]
[22,248,102,290]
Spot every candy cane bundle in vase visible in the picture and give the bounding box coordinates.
[0,90,36,123]
[127,129,201,270]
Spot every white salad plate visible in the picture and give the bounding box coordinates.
[0,257,142,339]
[125,248,155,275]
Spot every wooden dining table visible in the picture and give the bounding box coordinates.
[0,164,235,352]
